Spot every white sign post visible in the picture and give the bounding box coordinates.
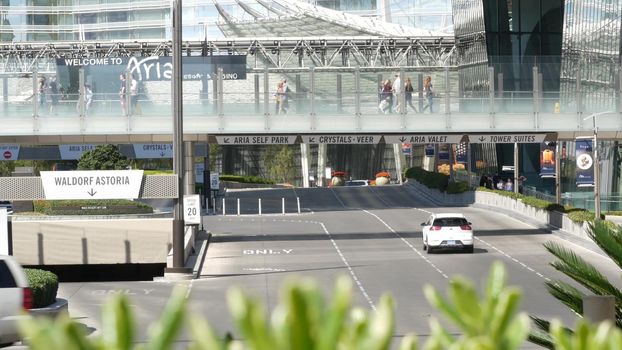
[183,195,201,225]
[40,170,144,200]
[0,208,8,255]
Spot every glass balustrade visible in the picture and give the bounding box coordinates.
[1,65,621,134]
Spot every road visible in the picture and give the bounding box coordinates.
[6,185,619,349]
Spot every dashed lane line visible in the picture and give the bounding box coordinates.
[319,222,376,310]
[207,217,376,310]
[362,210,448,279]
[412,208,551,282]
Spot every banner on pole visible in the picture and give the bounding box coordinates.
[539,142,556,178]
[575,137,594,187]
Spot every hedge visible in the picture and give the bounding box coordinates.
[33,199,153,215]
[220,174,276,185]
[446,181,470,194]
[407,172,616,224]
[405,167,449,191]
[405,167,470,194]
[24,269,58,308]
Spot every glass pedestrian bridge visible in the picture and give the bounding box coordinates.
[2,67,622,141]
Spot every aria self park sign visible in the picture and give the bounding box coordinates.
[40,170,144,200]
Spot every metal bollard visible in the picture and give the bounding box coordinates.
[237,198,240,216]
[282,198,285,215]
[297,197,301,214]
[222,198,226,216]
[583,295,615,323]
[259,198,262,216]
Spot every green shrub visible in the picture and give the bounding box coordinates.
[143,170,174,175]
[24,269,58,308]
[477,186,524,199]
[220,174,276,185]
[567,210,595,223]
[33,200,153,215]
[405,167,449,191]
[446,181,469,194]
[520,197,565,212]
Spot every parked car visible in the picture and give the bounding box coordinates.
[345,179,370,186]
[0,255,32,345]
[0,202,11,214]
[421,213,474,253]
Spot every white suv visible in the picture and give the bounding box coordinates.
[0,255,32,345]
[421,213,474,253]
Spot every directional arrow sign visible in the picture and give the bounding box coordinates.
[468,134,547,144]
[383,134,464,144]
[215,135,296,145]
[301,135,379,144]
[133,144,173,159]
[40,170,144,200]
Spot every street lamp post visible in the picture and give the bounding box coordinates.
[583,111,612,220]
[168,0,188,274]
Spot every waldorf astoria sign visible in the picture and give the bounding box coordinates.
[40,170,144,200]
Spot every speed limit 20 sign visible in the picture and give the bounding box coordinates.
[183,194,201,225]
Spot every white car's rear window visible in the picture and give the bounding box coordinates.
[433,218,468,227]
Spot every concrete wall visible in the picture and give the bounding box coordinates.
[406,179,595,243]
[12,218,173,265]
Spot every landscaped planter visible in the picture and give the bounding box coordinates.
[375,172,391,186]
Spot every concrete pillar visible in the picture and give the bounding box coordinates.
[514,143,519,193]
[317,143,327,187]
[555,142,561,204]
[204,143,211,210]
[393,143,403,184]
[300,143,310,188]
[184,141,195,196]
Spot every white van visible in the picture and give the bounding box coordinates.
[0,255,32,345]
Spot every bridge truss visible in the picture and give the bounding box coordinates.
[0,37,457,74]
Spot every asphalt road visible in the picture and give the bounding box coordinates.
[6,185,620,349]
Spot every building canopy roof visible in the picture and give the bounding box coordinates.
[214,0,449,38]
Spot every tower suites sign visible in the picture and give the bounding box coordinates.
[40,170,144,200]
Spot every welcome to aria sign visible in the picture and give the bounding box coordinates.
[56,55,247,81]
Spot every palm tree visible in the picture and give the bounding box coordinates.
[529,220,622,348]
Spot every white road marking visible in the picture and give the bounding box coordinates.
[207,216,376,309]
[412,208,551,282]
[363,210,448,279]
[319,222,376,310]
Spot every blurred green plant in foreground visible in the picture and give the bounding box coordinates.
[19,261,622,349]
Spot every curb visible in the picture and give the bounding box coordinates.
[30,298,69,318]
